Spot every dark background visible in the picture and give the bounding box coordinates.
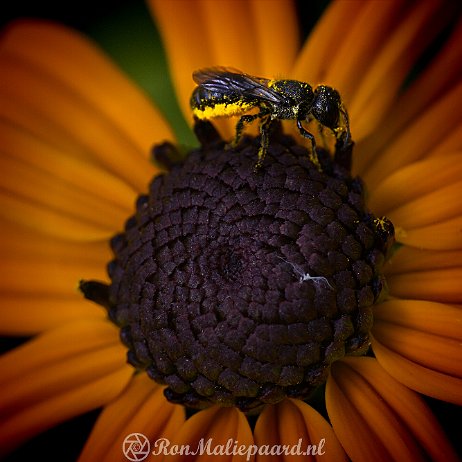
[1,1,138,31]
[1,1,461,460]
[0,0,329,35]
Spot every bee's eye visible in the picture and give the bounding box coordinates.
[312,86,340,129]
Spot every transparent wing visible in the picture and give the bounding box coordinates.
[192,67,282,103]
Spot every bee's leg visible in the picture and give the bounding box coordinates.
[228,113,262,150]
[254,116,273,170]
[296,119,321,170]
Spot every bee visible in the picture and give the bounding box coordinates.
[190,67,351,168]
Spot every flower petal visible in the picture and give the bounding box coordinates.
[327,357,459,462]
[0,121,136,220]
[196,0,264,73]
[373,310,462,377]
[160,406,254,461]
[148,0,213,123]
[0,296,105,335]
[386,240,462,303]
[293,0,364,85]
[367,154,462,217]
[394,217,462,250]
[248,0,298,76]
[0,219,111,261]
[254,399,347,461]
[373,299,462,340]
[149,0,298,141]
[0,319,132,456]
[0,257,106,296]
[0,220,109,334]
[354,16,462,172]
[387,267,462,303]
[372,334,462,405]
[429,119,462,158]
[0,20,167,192]
[0,190,113,241]
[362,80,462,187]
[79,374,185,462]
[348,0,450,139]
[386,247,462,275]
[0,141,130,235]
[323,1,407,103]
[0,367,131,458]
[386,181,462,231]
[372,299,462,404]
[149,0,270,128]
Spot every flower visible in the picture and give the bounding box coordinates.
[1,0,462,461]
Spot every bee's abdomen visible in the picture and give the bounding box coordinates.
[191,86,256,119]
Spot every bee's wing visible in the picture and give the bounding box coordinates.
[192,66,244,84]
[192,67,282,104]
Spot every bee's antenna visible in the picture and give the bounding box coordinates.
[340,106,351,147]
[334,106,353,171]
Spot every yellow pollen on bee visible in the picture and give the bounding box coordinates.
[193,101,254,119]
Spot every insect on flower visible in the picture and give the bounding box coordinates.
[190,67,351,168]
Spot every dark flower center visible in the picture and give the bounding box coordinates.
[81,122,394,413]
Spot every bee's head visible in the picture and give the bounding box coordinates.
[311,85,341,129]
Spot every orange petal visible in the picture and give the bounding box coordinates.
[148,0,212,123]
[374,299,462,386]
[429,119,462,158]
[374,299,462,340]
[386,247,462,275]
[0,120,136,219]
[327,360,418,462]
[149,0,264,130]
[0,21,166,192]
[0,219,112,259]
[161,406,254,461]
[79,374,185,462]
[362,80,462,187]
[0,319,125,406]
[0,319,119,381]
[0,296,105,336]
[0,145,129,233]
[348,0,447,140]
[384,321,462,378]
[292,0,364,86]
[328,357,459,462]
[0,319,132,455]
[354,16,462,173]
[367,154,462,217]
[0,366,131,458]
[323,1,407,103]
[0,220,110,334]
[385,181,462,231]
[0,190,114,241]
[394,216,462,250]
[249,0,299,76]
[254,399,347,461]
[372,334,462,405]
[197,0,261,73]
[149,0,295,140]
[387,267,462,303]
[0,256,106,296]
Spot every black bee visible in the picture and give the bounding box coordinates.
[190,67,351,168]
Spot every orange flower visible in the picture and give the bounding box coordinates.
[1,1,461,461]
